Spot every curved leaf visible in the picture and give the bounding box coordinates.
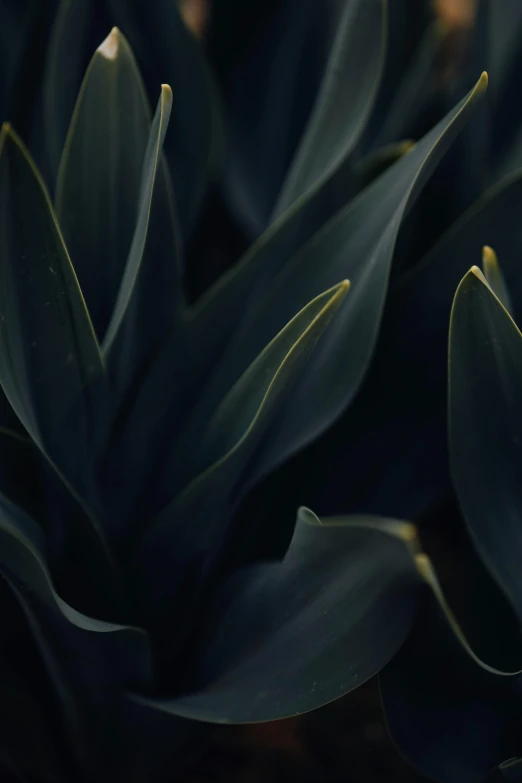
[0,123,106,499]
[271,0,386,221]
[135,283,349,619]
[0,491,152,773]
[131,510,421,723]
[55,27,151,340]
[107,0,222,233]
[380,594,522,783]
[189,74,488,489]
[102,84,179,387]
[449,266,522,625]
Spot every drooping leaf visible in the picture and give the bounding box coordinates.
[0,123,106,499]
[134,283,349,618]
[131,511,421,723]
[55,27,151,340]
[270,0,386,221]
[449,266,522,624]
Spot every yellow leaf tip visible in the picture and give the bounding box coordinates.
[478,71,489,90]
[98,27,120,60]
[482,245,497,265]
[397,522,419,543]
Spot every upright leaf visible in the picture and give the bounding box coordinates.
[271,0,386,220]
[55,27,151,340]
[187,74,487,489]
[134,283,349,620]
[0,124,105,498]
[449,266,522,624]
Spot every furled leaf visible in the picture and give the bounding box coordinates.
[134,283,349,616]
[270,0,386,221]
[0,123,106,499]
[55,27,151,340]
[131,511,421,723]
[380,594,522,783]
[188,73,487,490]
[449,266,522,624]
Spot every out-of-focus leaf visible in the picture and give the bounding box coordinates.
[131,511,421,723]
[0,654,65,782]
[353,139,414,191]
[449,266,522,624]
[55,27,151,341]
[380,594,522,783]
[0,492,152,771]
[102,84,179,398]
[486,758,522,782]
[108,0,221,233]
[189,74,487,489]
[0,123,106,499]
[482,245,513,313]
[135,283,349,616]
[270,0,386,221]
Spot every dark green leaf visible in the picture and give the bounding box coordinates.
[0,123,106,499]
[270,0,386,221]
[131,511,420,723]
[135,283,349,618]
[55,27,151,340]
[102,83,180,396]
[190,74,487,487]
[107,0,222,233]
[449,266,522,624]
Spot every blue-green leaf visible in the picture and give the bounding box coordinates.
[135,283,349,617]
[449,266,522,624]
[0,123,105,498]
[270,0,386,221]
[55,27,151,341]
[131,511,420,723]
[189,74,487,488]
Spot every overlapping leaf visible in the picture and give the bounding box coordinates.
[136,283,349,617]
[449,266,522,624]
[0,123,105,498]
[132,510,421,723]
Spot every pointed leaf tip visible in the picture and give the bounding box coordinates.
[98,27,120,60]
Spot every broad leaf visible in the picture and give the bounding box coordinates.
[0,123,105,499]
[188,74,488,489]
[131,511,420,723]
[449,267,522,624]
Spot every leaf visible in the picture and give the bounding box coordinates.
[486,758,522,782]
[0,123,106,499]
[189,74,488,490]
[55,27,151,341]
[0,492,152,770]
[482,245,513,314]
[107,0,222,233]
[270,0,386,221]
[130,511,421,723]
[134,283,349,620]
[449,266,522,625]
[102,83,179,393]
[380,593,522,783]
